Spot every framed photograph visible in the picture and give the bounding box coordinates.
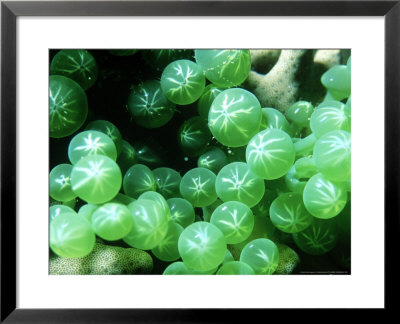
[1,0,398,321]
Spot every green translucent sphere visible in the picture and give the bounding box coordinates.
[163,261,192,275]
[127,80,175,128]
[194,50,251,87]
[50,212,95,258]
[178,222,226,271]
[303,173,347,219]
[138,191,171,221]
[215,162,265,208]
[210,201,254,244]
[123,199,169,250]
[208,88,262,147]
[178,116,211,157]
[310,107,351,138]
[216,261,255,275]
[180,168,217,207]
[269,192,313,233]
[123,164,156,199]
[246,128,295,180]
[85,120,123,156]
[91,203,133,241]
[240,238,279,274]
[287,101,314,128]
[197,146,228,174]
[167,197,195,228]
[259,108,293,136]
[293,218,338,255]
[49,164,76,202]
[49,75,88,138]
[197,84,225,119]
[313,130,351,182]
[316,99,345,110]
[50,49,98,90]
[152,167,182,199]
[152,221,184,261]
[49,205,76,223]
[70,155,122,204]
[117,140,138,175]
[321,65,351,100]
[68,130,117,164]
[160,59,205,105]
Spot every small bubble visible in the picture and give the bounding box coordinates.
[184,157,189,161]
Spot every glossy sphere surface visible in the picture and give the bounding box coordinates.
[49,164,76,202]
[293,218,338,255]
[163,261,192,275]
[303,173,347,219]
[208,88,262,147]
[138,191,171,221]
[70,155,122,204]
[313,130,351,182]
[49,75,88,138]
[269,192,313,233]
[216,261,255,275]
[167,198,195,228]
[180,168,217,207]
[160,59,205,105]
[287,101,314,128]
[123,199,169,250]
[197,146,228,174]
[50,212,95,258]
[210,201,254,244]
[123,164,156,199]
[178,116,211,157]
[85,120,123,156]
[178,222,227,271]
[152,221,184,261]
[91,203,133,241]
[152,167,182,199]
[240,238,279,274]
[321,65,351,100]
[194,50,251,87]
[197,84,225,119]
[246,129,295,180]
[127,80,175,128]
[50,49,98,90]
[216,162,265,208]
[68,130,117,164]
[259,108,293,136]
[310,106,351,139]
[49,205,75,223]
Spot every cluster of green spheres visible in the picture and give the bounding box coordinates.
[49,49,351,276]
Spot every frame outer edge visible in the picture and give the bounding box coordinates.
[0,0,398,322]
[385,1,400,311]
[1,1,17,323]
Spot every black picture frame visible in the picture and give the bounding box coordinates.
[1,0,398,321]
